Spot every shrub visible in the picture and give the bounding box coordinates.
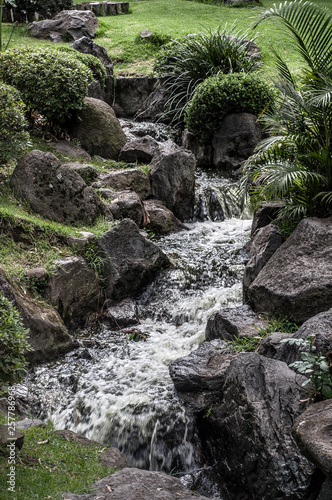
[0,293,32,393]
[13,0,73,19]
[0,47,93,127]
[154,24,260,123]
[185,72,274,141]
[56,47,108,87]
[0,83,30,164]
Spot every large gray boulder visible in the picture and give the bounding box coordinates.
[44,257,101,328]
[205,304,269,341]
[28,10,99,43]
[143,199,187,234]
[0,271,76,364]
[150,140,196,221]
[70,97,127,159]
[135,82,169,122]
[182,129,212,168]
[93,168,151,200]
[251,201,285,237]
[113,77,158,118]
[212,113,261,171]
[106,190,147,227]
[243,223,283,302]
[10,150,108,225]
[64,467,210,499]
[97,219,170,299]
[118,135,160,164]
[248,217,332,323]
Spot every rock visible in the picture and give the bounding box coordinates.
[15,419,45,431]
[247,217,332,323]
[113,76,158,118]
[107,190,147,227]
[63,467,210,499]
[100,447,128,469]
[93,168,151,200]
[56,429,101,446]
[135,82,169,123]
[28,10,99,42]
[68,231,96,250]
[205,304,269,341]
[25,267,48,285]
[212,113,261,171]
[10,150,108,225]
[143,199,187,234]
[274,308,332,366]
[44,257,101,328]
[257,331,293,358]
[51,140,91,160]
[0,425,24,450]
[293,400,332,480]
[118,135,160,163]
[150,140,196,221]
[62,162,99,184]
[198,353,316,500]
[101,298,139,329]
[140,29,153,39]
[97,219,170,299]
[251,201,285,237]
[70,97,127,159]
[243,223,283,302]
[169,340,236,412]
[0,270,76,364]
[182,129,212,168]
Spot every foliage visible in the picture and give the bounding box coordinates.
[185,72,274,141]
[0,47,93,127]
[0,83,30,164]
[0,293,32,393]
[56,46,108,87]
[281,336,332,399]
[240,0,332,224]
[154,24,260,123]
[135,31,172,47]
[12,0,73,18]
[0,420,114,499]
[0,0,16,52]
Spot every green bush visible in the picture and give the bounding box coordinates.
[56,47,108,87]
[0,83,30,164]
[13,0,73,18]
[0,293,32,393]
[185,73,274,141]
[154,24,260,123]
[0,48,93,127]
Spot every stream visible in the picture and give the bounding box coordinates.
[22,166,252,497]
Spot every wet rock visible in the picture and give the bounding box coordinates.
[199,353,316,500]
[113,76,158,118]
[293,400,332,480]
[135,82,168,123]
[205,304,268,341]
[44,257,101,328]
[63,467,210,499]
[212,113,261,171]
[97,219,170,300]
[251,201,285,237]
[248,217,332,323]
[70,97,127,159]
[28,10,99,42]
[0,425,24,450]
[243,223,283,302]
[102,298,139,329]
[51,140,91,160]
[0,270,76,364]
[182,129,212,168]
[10,150,108,225]
[100,447,128,469]
[150,140,196,221]
[143,199,187,234]
[93,168,151,200]
[256,331,293,358]
[106,190,146,227]
[169,340,236,412]
[118,135,160,163]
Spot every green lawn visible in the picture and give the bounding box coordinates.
[2,0,331,75]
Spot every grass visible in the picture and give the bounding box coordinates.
[0,420,114,500]
[1,0,331,76]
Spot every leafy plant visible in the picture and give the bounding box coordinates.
[0,0,16,51]
[0,47,93,127]
[240,0,332,224]
[0,82,30,164]
[56,46,108,87]
[281,336,332,399]
[154,24,260,123]
[0,293,32,394]
[185,72,274,141]
[12,0,73,19]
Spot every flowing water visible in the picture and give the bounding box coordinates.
[23,169,252,490]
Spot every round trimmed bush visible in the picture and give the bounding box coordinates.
[0,48,94,126]
[56,47,108,87]
[0,83,30,164]
[0,293,32,392]
[184,73,275,141]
